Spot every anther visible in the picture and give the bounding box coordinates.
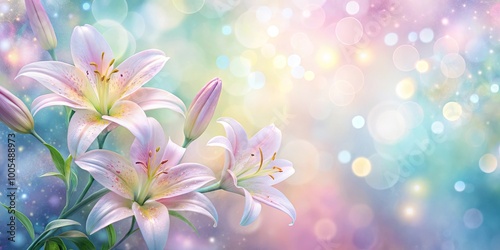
[272,152,277,161]
[269,174,275,180]
[272,166,283,172]
[90,62,98,68]
[148,150,153,157]
[101,52,105,61]
[109,58,115,66]
[156,147,160,152]
[160,159,168,165]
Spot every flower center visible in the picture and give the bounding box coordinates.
[238,148,283,181]
[88,52,120,114]
[134,146,170,205]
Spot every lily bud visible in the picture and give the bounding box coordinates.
[25,0,57,51]
[0,86,35,134]
[184,78,222,143]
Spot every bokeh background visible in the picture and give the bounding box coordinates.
[1,0,500,249]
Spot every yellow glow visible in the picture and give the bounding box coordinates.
[352,157,371,177]
[415,60,429,73]
[442,102,462,121]
[316,47,338,69]
[241,50,258,65]
[404,206,415,216]
[356,50,372,64]
[396,78,416,99]
[273,55,287,69]
[304,71,315,81]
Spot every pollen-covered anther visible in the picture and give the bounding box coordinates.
[272,166,283,172]
[148,150,153,157]
[272,152,277,161]
[269,174,275,180]
[156,147,161,152]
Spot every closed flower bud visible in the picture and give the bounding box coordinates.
[184,78,222,143]
[25,0,57,51]
[0,86,35,134]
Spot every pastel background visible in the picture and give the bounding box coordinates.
[1,0,499,249]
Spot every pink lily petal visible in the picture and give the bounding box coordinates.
[71,24,114,91]
[158,192,218,227]
[129,118,167,178]
[207,136,235,180]
[240,189,262,226]
[75,150,139,200]
[68,110,110,157]
[149,163,215,200]
[125,87,186,116]
[103,100,150,146]
[159,139,186,168]
[132,201,170,250]
[219,170,261,226]
[217,118,248,158]
[110,49,169,100]
[31,93,88,116]
[87,192,133,234]
[16,61,97,109]
[242,184,296,226]
[245,124,282,166]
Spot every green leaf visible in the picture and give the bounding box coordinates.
[44,238,67,250]
[44,219,80,232]
[169,211,198,234]
[1,204,35,240]
[105,224,116,248]
[40,172,65,182]
[64,155,73,183]
[70,170,79,193]
[44,144,66,176]
[57,230,95,250]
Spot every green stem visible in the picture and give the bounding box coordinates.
[75,175,94,204]
[30,131,47,145]
[59,181,71,217]
[197,181,221,193]
[75,132,108,204]
[60,188,109,219]
[111,218,137,250]
[28,189,109,250]
[48,49,57,61]
[182,137,193,148]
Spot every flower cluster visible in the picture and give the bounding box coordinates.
[0,3,296,250]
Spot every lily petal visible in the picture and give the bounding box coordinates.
[125,87,186,116]
[87,192,133,234]
[149,163,215,200]
[246,124,282,166]
[243,184,296,226]
[71,24,114,91]
[217,117,248,158]
[132,201,170,250]
[103,100,150,146]
[159,139,186,168]
[16,61,97,109]
[158,192,218,227]
[31,93,88,116]
[110,49,169,100]
[68,110,110,157]
[130,117,166,177]
[240,189,262,226]
[75,150,139,200]
[207,136,235,180]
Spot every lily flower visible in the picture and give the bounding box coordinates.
[16,24,185,156]
[0,86,35,134]
[208,118,296,226]
[25,0,57,51]
[184,78,222,145]
[75,118,217,250]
